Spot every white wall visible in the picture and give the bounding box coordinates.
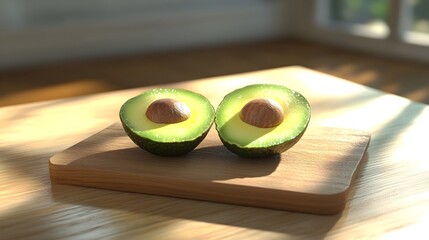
[0,0,296,69]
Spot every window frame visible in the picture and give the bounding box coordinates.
[295,0,429,63]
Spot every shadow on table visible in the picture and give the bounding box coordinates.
[66,144,281,181]
[51,179,343,237]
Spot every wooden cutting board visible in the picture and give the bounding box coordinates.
[50,123,370,215]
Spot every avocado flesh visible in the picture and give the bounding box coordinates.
[215,84,311,158]
[120,88,215,156]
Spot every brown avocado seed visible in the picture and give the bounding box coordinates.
[239,98,284,128]
[146,98,191,124]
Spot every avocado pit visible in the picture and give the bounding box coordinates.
[239,98,284,128]
[146,98,191,124]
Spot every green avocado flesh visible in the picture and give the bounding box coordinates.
[215,84,311,158]
[120,88,215,156]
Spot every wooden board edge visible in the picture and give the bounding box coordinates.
[49,161,349,215]
[341,133,370,199]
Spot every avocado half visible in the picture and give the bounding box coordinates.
[215,84,311,158]
[119,88,215,156]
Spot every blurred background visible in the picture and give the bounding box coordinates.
[0,0,428,106]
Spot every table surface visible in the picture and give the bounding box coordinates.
[1,66,428,239]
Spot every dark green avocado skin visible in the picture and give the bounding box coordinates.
[121,121,211,157]
[217,125,308,158]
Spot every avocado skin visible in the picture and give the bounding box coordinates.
[121,121,211,157]
[217,125,308,158]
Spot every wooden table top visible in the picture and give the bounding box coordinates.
[1,66,428,239]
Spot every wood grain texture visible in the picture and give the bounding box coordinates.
[1,66,429,239]
[49,123,370,215]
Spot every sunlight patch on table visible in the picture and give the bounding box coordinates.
[0,79,114,107]
[0,165,44,217]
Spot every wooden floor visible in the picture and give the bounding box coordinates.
[1,39,428,107]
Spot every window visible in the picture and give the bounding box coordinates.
[402,0,429,46]
[318,0,429,45]
[298,0,429,62]
[408,0,429,33]
[327,0,390,38]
